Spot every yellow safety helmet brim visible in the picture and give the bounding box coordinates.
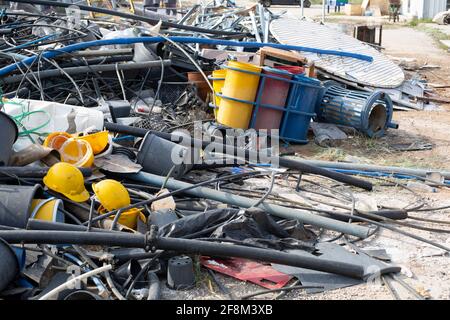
[63,189,90,203]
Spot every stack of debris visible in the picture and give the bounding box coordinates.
[0,0,448,301]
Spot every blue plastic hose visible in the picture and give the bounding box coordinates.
[2,33,55,52]
[327,168,450,185]
[0,36,374,77]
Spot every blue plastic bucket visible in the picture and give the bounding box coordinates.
[279,75,322,143]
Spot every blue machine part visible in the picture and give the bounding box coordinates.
[315,82,397,138]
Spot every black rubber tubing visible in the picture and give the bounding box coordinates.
[104,122,373,191]
[1,60,171,84]
[0,230,366,279]
[0,166,92,178]
[26,219,117,233]
[325,210,408,222]
[4,0,245,36]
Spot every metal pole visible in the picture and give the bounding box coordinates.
[301,0,304,18]
[322,0,326,23]
[126,171,370,238]
[249,11,262,43]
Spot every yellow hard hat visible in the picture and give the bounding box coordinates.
[30,198,65,223]
[43,132,72,150]
[59,138,94,168]
[92,179,130,212]
[43,162,90,202]
[74,131,110,155]
[99,205,143,230]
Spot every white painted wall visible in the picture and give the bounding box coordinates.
[401,0,447,19]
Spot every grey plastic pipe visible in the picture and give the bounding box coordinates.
[127,171,370,238]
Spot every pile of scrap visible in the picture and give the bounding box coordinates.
[0,0,448,301]
[433,10,450,25]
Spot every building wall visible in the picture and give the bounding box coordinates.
[401,0,447,19]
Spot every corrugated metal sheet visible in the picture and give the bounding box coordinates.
[270,17,405,88]
[402,0,447,19]
[424,0,447,18]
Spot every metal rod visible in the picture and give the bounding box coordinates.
[177,4,200,25]
[249,11,262,43]
[322,0,326,23]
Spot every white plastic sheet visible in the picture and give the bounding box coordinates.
[2,98,104,151]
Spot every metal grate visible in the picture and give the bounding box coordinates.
[270,17,405,88]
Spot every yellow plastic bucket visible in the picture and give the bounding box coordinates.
[212,69,227,105]
[211,69,227,118]
[30,198,64,223]
[217,61,262,129]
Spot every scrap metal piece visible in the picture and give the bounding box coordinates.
[201,257,292,290]
[95,154,142,174]
[270,17,405,88]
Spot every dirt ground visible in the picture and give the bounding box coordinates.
[162,6,450,300]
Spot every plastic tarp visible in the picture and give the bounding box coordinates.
[158,208,240,238]
[210,208,317,251]
[3,99,103,151]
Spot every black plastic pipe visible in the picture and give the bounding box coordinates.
[58,55,135,68]
[26,219,115,233]
[0,166,92,178]
[104,122,373,191]
[325,210,408,223]
[4,0,245,36]
[1,60,171,84]
[0,230,366,279]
